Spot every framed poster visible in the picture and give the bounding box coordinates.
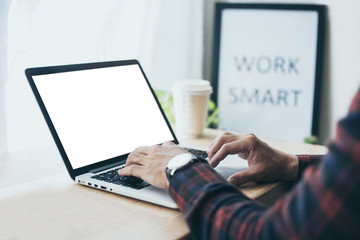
[211,3,326,142]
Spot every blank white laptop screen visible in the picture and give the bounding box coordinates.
[33,64,174,169]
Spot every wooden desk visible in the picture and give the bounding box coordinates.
[0,129,328,240]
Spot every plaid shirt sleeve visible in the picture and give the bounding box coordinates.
[169,88,360,240]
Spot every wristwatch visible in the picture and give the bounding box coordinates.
[165,153,206,182]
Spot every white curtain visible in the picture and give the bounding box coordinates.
[0,0,12,155]
[3,0,204,152]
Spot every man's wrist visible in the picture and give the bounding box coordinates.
[283,154,299,181]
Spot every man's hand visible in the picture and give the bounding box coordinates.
[208,132,299,185]
[118,141,188,189]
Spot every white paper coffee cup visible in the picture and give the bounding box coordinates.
[172,80,213,139]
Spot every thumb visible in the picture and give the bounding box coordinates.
[228,168,257,186]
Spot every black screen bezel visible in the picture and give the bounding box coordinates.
[25,59,179,180]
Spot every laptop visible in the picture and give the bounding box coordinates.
[25,59,247,209]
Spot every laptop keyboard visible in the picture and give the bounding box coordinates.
[91,166,150,190]
[185,148,208,160]
[90,148,207,190]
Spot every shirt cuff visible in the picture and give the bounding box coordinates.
[296,155,324,181]
[168,161,246,212]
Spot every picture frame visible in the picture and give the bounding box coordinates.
[211,3,326,142]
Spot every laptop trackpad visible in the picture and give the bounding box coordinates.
[213,154,248,179]
[215,166,245,180]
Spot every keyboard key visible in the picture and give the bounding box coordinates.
[91,167,149,190]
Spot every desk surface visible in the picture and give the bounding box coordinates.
[0,129,328,240]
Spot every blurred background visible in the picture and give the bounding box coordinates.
[0,0,359,153]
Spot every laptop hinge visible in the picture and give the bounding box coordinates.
[90,160,125,174]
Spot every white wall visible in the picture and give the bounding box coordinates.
[3,0,204,152]
[203,0,360,144]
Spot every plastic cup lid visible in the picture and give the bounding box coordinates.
[172,80,213,94]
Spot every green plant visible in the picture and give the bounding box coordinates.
[304,135,319,145]
[154,89,221,128]
[154,89,175,123]
[206,99,221,128]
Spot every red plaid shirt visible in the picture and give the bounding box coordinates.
[169,88,360,239]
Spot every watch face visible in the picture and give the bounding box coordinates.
[167,153,193,169]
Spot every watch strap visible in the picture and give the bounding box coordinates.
[165,154,207,183]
